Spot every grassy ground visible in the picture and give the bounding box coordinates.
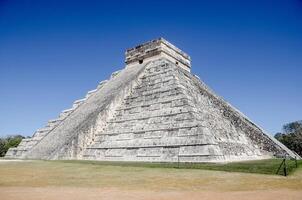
[0,159,301,189]
[57,158,302,175]
[0,159,301,200]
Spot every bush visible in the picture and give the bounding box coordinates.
[275,120,302,157]
[0,135,24,157]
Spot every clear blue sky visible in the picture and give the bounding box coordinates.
[0,0,301,137]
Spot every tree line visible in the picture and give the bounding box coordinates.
[0,135,24,157]
[274,120,302,157]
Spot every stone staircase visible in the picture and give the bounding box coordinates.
[5,77,110,158]
[82,60,224,162]
[82,59,294,162]
[16,61,146,160]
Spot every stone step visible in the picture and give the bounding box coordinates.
[36,126,52,133]
[114,106,195,121]
[62,108,75,113]
[21,138,32,142]
[96,122,200,136]
[133,79,177,94]
[72,98,86,108]
[46,119,62,128]
[123,85,184,100]
[30,136,45,142]
[144,62,170,69]
[122,91,186,106]
[142,68,174,77]
[135,76,176,88]
[86,89,97,98]
[97,80,108,89]
[140,69,173,79]
[110,109,196,124]
[33,130,47,137]
[117,96,189,111]
[89,137,217,149]
[74,98,86,104]
[59,108,75,118]
[117,99,194,116]
[111,70,121,79]
[48,118,62,124]
[95,129,211,142]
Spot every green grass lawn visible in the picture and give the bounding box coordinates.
[0,159,301,190]
[56,158,301,176]
[1,159,302,200]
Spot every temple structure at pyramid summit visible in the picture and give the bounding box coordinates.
[6,38,300,162]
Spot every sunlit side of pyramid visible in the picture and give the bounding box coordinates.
[6,38,299,162]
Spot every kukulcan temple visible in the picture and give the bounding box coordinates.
[5,38,299,162]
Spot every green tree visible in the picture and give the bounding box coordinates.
[275,121,302,157]
[0,135,24,157]
[0,138,7,157]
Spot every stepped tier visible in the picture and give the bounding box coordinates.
[81,59,295,162]
[5,77,112,159]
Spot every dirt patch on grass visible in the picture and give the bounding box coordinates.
[0,160,27,162]
[1,187,301,200]
[0,161,301,200]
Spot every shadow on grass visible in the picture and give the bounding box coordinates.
[53,158,302,176]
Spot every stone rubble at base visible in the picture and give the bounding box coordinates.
[5,38,300,162]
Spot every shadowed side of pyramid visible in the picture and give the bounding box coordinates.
[82,58,298,162]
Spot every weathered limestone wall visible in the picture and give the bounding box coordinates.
[188,72,298,159]
[125,38,191,72]
[50,67,147,159]
[22,61,147,160]
[83,59,221,162]
[82,58,295,162]
[5,79,108,159]
[176,66,298,160]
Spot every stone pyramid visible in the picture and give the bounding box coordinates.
[6,38,299,162]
